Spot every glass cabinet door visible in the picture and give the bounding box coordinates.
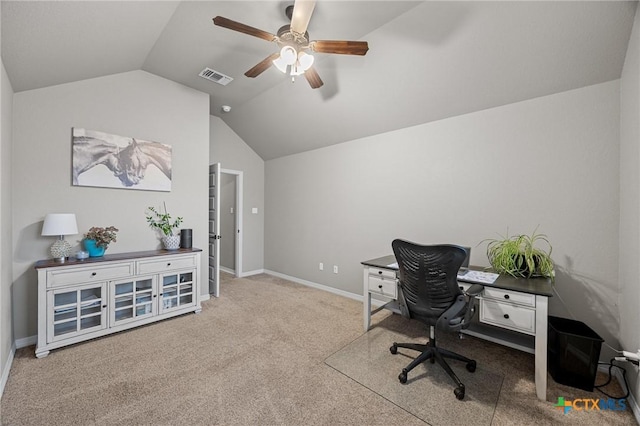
[110,276,156,326]
[159,270,195,313]
[47,283,107,343]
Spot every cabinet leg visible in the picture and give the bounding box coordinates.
[35,349,50,358]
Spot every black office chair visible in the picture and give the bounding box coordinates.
[389,239,482,400]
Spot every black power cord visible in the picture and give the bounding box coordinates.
[594,358,630,399]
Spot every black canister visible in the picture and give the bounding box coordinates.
[180,229,193,249]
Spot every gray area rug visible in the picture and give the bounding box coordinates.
[326,322,504,426]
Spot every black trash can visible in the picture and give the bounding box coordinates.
[548,316,604,391]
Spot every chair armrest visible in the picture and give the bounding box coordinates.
[462,284,484,298]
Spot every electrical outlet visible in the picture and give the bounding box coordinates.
[333,265,338,274]
[319,263,323,271]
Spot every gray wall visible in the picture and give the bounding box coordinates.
[619,5,640,406]
[210,116,264,274]
[265,81,621,358]
[11,70,209,341]
[1,60,14,391]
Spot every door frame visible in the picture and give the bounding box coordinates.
[220,168,243,278]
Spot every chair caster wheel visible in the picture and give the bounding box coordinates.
[390,344,398,355]
[398,371,408,384]
[454,386,465,400]
[466,360,476,373]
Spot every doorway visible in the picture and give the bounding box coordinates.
[220,169,243,277]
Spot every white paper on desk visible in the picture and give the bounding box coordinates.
[457,270,499,284]
[386,262,398,268]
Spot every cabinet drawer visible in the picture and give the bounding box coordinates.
[482,287,535,307]
[480,300,536,335]
[137,255,196,274]
[47,262,134,288]
[368,267,396,280]
[368,276,397,299]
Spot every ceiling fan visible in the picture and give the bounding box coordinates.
[213,0,369,89]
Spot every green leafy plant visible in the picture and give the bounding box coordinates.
[145,203,183,236]
[484,228,554,279]
[84,226,119,248]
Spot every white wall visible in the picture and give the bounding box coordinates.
[1,59,15,394]
[11,70,210,341]
[210,116,264,274]
[265,81,621,357]
[619,4,640,406]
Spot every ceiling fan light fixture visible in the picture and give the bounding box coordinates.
[298,51,314,71]
[272,55,289,74]
[280,46,297,65]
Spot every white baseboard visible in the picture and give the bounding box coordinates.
[610,365,640,424]
[15,335,36,349]
[263,269,363,302]
[220,266,235,275]
[0,342,16,399]
[238,268,265,278]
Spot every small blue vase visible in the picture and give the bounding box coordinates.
[84,239,106,257]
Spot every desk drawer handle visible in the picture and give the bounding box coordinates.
[378,284,383,289]
[503,294,510,300]
[504,314,510,319]
[167,262,171,267]
[91,272,97,276]
[378,271,382,275]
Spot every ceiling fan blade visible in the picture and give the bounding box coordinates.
[304,66,323,89]
[245,53,280,78]
[311,40,369,56]
[213,16,276,42]
[290,0,316,35]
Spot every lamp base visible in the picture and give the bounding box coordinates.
[51,239,72,262]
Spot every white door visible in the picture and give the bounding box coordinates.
[209,163,221,297]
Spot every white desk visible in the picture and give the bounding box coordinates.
[362,255,553,401]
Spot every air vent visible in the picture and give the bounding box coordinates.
[198,68,233,86]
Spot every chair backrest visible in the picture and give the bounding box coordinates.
[392,239,468,325]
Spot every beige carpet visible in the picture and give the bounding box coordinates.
[326,319,503,425]
[1,272,637,425]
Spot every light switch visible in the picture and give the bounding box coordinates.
[252,208,258,214]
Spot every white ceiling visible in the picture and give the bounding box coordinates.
[1,1,637,160]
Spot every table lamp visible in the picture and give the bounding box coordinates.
[41,213,78,262]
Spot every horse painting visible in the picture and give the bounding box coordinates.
[72,128,172,191]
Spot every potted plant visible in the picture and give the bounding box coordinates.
[83,226,119,257]
[484,228,555,279]
[145,203,183,250]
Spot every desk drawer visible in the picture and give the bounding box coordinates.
[47,262,134,288]
[368,276,397,299]
[482,287,535,308]
[137,255,196,274]
[368,267,396,280]
[480,300,535,335]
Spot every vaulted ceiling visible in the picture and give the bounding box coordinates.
[2,1,637,160]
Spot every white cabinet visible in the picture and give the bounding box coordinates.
[36,249,202,358]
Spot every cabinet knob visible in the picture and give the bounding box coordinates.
[153,294,157,298]
[167,263,171,266]
[503,294,510,300]
[102,305,107,308]
[378,271,382,275]
[378,284,383,289]
[91,272,97,276]
[504,314,510,319]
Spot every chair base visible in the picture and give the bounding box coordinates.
[390,338,476,400]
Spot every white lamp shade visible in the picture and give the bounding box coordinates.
[272,55,289,74]
[298,52,314,71]
[42,214,78,236]
[280,46,297,65]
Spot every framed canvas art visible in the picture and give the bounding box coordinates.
[72,128,172,192]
